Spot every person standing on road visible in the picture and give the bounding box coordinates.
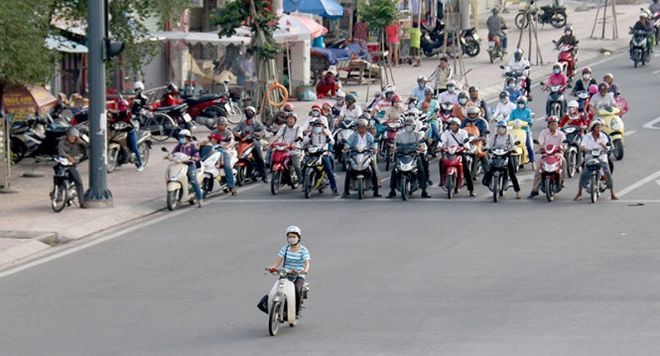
[573,120,618,200]
[429,56,453,95]
[236,48,256,87]
[233,106,268,182]
[58,128,88,208]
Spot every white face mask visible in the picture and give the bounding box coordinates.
[459,98,467,105]
[583,74,591,80]
[314,127,323,134]
[447,86,455,93]
[287,237,299,245]
[517,104,525,109]
[497,127,507,135]
[418,83,425,89]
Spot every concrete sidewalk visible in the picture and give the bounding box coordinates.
[0,3,642,269]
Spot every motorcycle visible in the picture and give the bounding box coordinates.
[487,146,515,202]
[488,33,506,63]
[270,142,300,195]
[199,145,238,198]
[145,103,192,142]
[542,83,566,118]
[106,121,152,173]
[629,28,651,68]
[440,142,467,199]
[382,118,402,171]
[508,120,530,172]
[346,143,376,199]
[554,42,577,80]
[594,107,625,160]
[561,125,585,178]
[161,147,205,210]
[652,11,660,45]
[457,28,481,57]
[537,143,564,202]
[264,268,309,336]
[234,134,260,186]
[394,143,421,201]
[302,145,330,199]
[50,156,81,212]
[515,2,567,29]
[463,134,482,181]
[574,90,591,114]
[10,114,73,164]
[332,119,355,171]
[583,146,610,204]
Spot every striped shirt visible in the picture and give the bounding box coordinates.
[279,245,310,279]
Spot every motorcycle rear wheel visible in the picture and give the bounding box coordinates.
[268,301,281,336]
[515,13,530,29]
[166,189,180,211]
[463,40,480,57]
[544,177,554,202]
[10,137,27,164]
[51,184,68,213]
[271,171,281,195]
[146,113,176,142]
[612,139,624,160]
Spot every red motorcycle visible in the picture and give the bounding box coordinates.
[555,42,577,80]
[234,134,260,186]
[270,142,300,195]
[440,145,465,199]
[538,143,564,202]
[438,102,455,131]
[383,119,402,171]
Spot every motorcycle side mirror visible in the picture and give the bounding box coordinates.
[161,147,168,152]
[499,65,505,70]
[524,66,530,70]
[485,130,491,135]
[514,140,521,146]
[562,139,569,144]
[463,137,471,143]
[540,81,545,86]
[533,139,540,144]
[552,40,557,44]
[606,142,612,147]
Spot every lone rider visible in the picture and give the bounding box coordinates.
[560,101,588,128]
[302,118,339,196]
[410,75,433,103]
[630,12,654,57]
[437,80,459,104]
[505,48,532,100]
[172,129,204,207]
[269,112,304,183]
[342,116,381,198]
[265,226,310,319]
[555,25,579,57]
[207,116,238,195]
[482,120,521,199]
[542,63,569,116]
[438,117,475,197]
[588,82,618,115]
[58,128,88,208]
[492,91,515,122]
[338,94,362,123]
[527,116,567,199]
[233,106,268,182]
[386,118,430,199]
[487,7,509,54]
[573,120,618,201]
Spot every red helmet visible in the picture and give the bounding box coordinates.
[391,94,402,102]
[547,115,559,123]
[283,103,294,112]
[311,103,321,111]
[322,101,333,108]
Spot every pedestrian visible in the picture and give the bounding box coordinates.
[408,22,422,67]
[428,56,453,95]
[385,20,402,67]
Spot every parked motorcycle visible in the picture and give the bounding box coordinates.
[346,143,376,199]
[106,122,152,173]
[629,28,651,68]
[145,103,192,142]
[421,32,445,58]
[515,2,567,29]
[264,268,309,336]
[270,142,300,195]
[561,125,585,178]
[10,115,72,163]
[161,147,205,210]
[332,119,355,171]
[302,145,330,199]
[594,107,625,160]
[538,143,564,202]
[583,146,610,204]
[440,143,467,199]
[50,156,81,212]
[199,145,237,198]
[394,143,421,201]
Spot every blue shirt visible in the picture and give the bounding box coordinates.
[508,107,533,133]
[279,245,310,279]
[410,85,433,103]
[505,88,523,102]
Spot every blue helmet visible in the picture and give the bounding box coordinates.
[496,120,507,128]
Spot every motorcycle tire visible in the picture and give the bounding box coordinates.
[236,165,246,186]
[463,40,480,57]
[385,146,392,172]
[566,150,577,178]
[551,103,561,118]
[401,175,409,201]
[9,137,27,164]
[303,170,312,199]
[166,189,180,211]
[271,170,281,195]
[544,177,554,202]
[202,177,212,199]
[145,113,176,142]
[550,13,567,28]
[515,13,530,29]
[447,175,454,199]
[423,47,436,58]
[106,147,119,173]
[139,142,150,167]
[51,184,68,213]
[357,177,364,200]
[634,51,641,68]
[492,174,500,203]
[590,174,598,204]
[268,301,281,336]
[511,156,520,173]
[612,139,624,160]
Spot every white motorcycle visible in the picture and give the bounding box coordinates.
[161,147,204,210]
[200,145,238,198]
[265,268,309,336]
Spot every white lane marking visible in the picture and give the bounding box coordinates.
[643,117,660,130]
[618,169,660,197]
[656,179,660,187]
[653,69,660,74]
[625,130,636,136]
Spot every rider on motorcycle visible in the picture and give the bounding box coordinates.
[266,102,294,130]
[385,95,406,122]
[588,82,618,115]
[487,7,509,54]
[265,226,310,319]
[451,91,470,120]
[468,86,490,121]
[410,75,433,102]
[651,0,660,13]
[370,85,396,118]
[482,120,521,199]
[342,116,381,198]
[438,117,475,196]
[542,62,569,116]
[602,73,621,97]
[573,120,619,201]
[301,104,329,135]
[508,96,536,170]
[437,80,459,104]
[321,102,335,131]
[233,106,268,182]
[386,118,431,199]
[492,91,516,122]
[560,101,588,128]
[207,116,237,195]
[131,81,149,114]
[571,67,597,96]
[556,25,579,57]
[269,112,304,183]
[505,48,532,100]
[302,118,339,195]
[332,91,346,117]
[58,128,88,208]
[172,129,204,207]
[527,116,567,199]
[462,106,490,179]
[337,94,362,123]
[504,76,523,102]
[630,12,654,57]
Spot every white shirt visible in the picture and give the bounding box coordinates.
[357,133,368,147]
[493,101,516,121]
[303,128,335,147]
[339,104,362,122]
[276,124,303,144]
[439,128,470,149]
[581,131,609,162]
[506,58,531,73]
[437,91,458,104]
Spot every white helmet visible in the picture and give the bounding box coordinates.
[286,225,301,237]
[133,81,144,91]
[178,129,192,138]
[568,100,579,108]
[448,117,461,126]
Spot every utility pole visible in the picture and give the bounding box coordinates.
[84,0,113,207]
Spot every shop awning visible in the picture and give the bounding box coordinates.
[273,14,328,43]
[283,0,345,19]
[45,34,88,53]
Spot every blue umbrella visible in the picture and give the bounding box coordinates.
[283,0,344,19]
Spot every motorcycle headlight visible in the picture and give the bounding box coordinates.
[610,120,621,131]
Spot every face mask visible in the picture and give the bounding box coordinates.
[447,86,455,93]
[583,74,591,80]
[500,99,508,104]
[178,138,187,144]
[509,83,516,89]
[418,83,424,89]
[314,127,323,134]
[569,108,578,114]
[565,31,571,36]
[312,110,320,117]
[287,237,299,245]
[245,112,255,119]
[517,104,525,109]
[497,127,506,135]
[459,98,467,105]
[405,126,414,133]
[554,69,561,74]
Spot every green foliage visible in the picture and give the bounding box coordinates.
[357,0,401,31]
[211,0,281,60]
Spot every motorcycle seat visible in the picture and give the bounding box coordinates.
[185,94,221,106]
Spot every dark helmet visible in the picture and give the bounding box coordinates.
[564,25,573,34]
[499,91,509,100]
[345,94,356,103]
[166,83,178,94]
[458,91,468,99]
[468,86,478,93]
[514,48,523,60]
[282,103,294,112]
[598,82,609,91]
[285,112,298,121]
[424,88,434,96]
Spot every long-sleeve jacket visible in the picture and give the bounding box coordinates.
[58,138,87,164]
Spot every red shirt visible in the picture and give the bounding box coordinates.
[385,24,400,44]
[559,113,587,127]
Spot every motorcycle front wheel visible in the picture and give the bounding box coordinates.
[566,150,577,178]
[51,184,68,213]
[268,301,281,336]
[463,40,480,57]
[612,139,624,160]
[544,177,555,202]
[515,13,530,29]
[357,177,363,200]
[590,174,598,204]
[401,175,409,201]
[446,175,455,199]
[492,174,500,203]
[271,170,281,195]
[145,113,176,142]
[166,189,180,211]
[303,170,312,199]
[139,142,150,167]
[235,165,246,186]
[226,102,243,124]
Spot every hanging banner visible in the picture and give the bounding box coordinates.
[1,85,57,122]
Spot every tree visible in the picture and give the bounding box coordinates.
[358,0,400,52]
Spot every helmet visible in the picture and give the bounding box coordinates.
[133,81,144,91]
[567,100,579,108]
[322,101,332,109]
[245,106,256,114]
[564,25,573,33]
[166,83,178,94]
[335,91,346,99]
[514,48,523,60]
[458,91,468,99]
[311,103,321,111]
[547,116,559,123]
[589,119,604,131]
[216,116,228,125]
[506,76,516,84]
[598,82,609,91]
[492,7,500,14]
[640,12,649,18]
[468,85,478,93]
[345,94,356,103]
[286,225,301,237]
[67,127,80,137]
[582,67,592,74]
[553,62,562,69]
[517,96,527,105]
[467,106,480,117]
[356,118,369,127]
[421,101,430,109]
[391,94,402,102]
[496,120,507,128]
[417,75,427,83]
[178,129,192,138]
[446,80,456,87]
[404,118,415,126]
[383,84,396,95]
[589,84,599,95]
[311,118,324,125]
[448,117,461,126]
[283,103,294,112]
[423,88,434,95]
[604,72,614,80]
[499,91,510,99]
[285,112,298,121]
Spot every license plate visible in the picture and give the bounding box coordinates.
[183,113,192,122]
[473,33,480,41]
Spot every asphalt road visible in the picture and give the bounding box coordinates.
[1,52,660,355]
